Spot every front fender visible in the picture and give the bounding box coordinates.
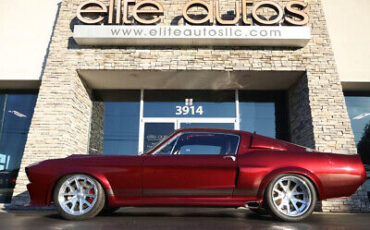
[45,169,114,206]
[256,167,324,201]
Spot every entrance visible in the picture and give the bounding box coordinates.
[98,89,287,156]
[137,90,239,154]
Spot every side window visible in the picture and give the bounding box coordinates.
[173,133,239,155]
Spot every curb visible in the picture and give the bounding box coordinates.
[0,204,56,212]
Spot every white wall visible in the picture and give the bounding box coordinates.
[0,0,61,81]
[322,0,370,84]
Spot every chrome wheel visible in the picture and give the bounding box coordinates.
[58,175,98,216]
[271,176,312,217]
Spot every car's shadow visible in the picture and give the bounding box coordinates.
[12,208,348,230]
[45,207,278,221]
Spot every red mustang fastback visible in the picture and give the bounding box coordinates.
[25,128,366,221]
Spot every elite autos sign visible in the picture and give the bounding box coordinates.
[76,0,309,26]
[73,0,311,47]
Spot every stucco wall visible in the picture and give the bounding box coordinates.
[0,0,61,80]
[322,0,370,84]
[0,0,368,84]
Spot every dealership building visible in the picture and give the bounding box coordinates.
[0,0,369,212]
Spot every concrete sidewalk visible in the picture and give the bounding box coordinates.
[0,207,370,230]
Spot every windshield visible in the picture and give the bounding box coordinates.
[143,131,176,155]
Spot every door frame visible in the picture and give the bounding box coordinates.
[138,90,240,154]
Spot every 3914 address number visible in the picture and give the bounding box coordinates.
[175,106,204,116]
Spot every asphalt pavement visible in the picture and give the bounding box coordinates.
[0,207,369,230]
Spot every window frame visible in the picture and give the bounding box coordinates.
[152,131,241,156]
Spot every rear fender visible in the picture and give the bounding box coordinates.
[257,167,324,201]
[45,169,114,206]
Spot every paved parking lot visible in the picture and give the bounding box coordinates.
[0,207,369,230]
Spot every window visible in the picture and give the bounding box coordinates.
[94,90,289,155]
[0,91,38,203]
[344,92,370,201]
[170,132,240,155]
[144,123,174,152]
[94,91,140,156]
[0,93,37,171]
[239,91,289,140]
[344,93,370,165]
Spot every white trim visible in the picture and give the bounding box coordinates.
[235,90,240,130]
[142,117,236,123]
[138,89,144,154]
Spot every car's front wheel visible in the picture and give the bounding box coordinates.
[53,174,105,220]
[265,174,317,222]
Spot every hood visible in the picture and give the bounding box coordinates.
[65,154,102,159]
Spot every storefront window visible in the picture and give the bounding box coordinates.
[144,123,174,152]
[0,94,37,171]
[98,90,289,155]
[240,102,275,138]
[239,91,289,140]
[345,93,370,200]
[345,94,370,163]
[0,92,38,203]
[345,96,370,146]
[98,91,141,155]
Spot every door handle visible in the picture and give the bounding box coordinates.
[223,155,236,161]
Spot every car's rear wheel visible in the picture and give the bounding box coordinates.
[53,174,105,220]
[265,174,316,222]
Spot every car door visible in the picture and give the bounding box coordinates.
[141,132,240,199]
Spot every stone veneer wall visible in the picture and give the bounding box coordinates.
[11,0,370,211]
[89,101,105,155]
[288,73,315,149]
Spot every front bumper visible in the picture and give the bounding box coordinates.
[27,182,48,206]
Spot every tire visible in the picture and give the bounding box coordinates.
[99,207,120,216]
[53,174,106,220]
[265,174,317,222]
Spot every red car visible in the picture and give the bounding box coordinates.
[25,128,366,221]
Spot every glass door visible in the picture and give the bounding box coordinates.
[143,122,175,152]
[139,90,238,154]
